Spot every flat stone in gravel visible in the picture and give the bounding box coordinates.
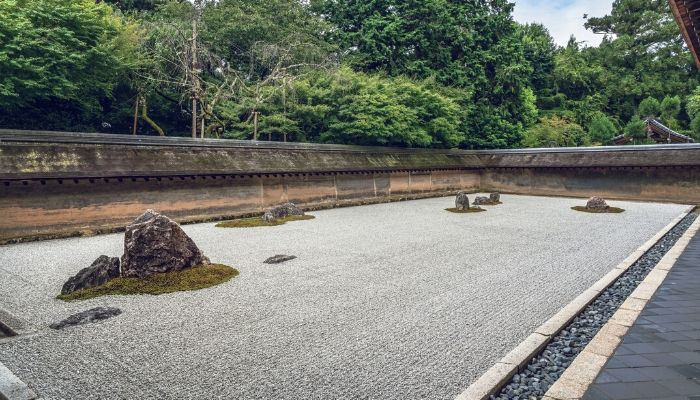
[264,255,297,264]
[0,194,689,400]
[49,307,122,330]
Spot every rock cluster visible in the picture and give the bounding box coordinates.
[50,307,122,330]
[585,196,609,210]
[121,209,209,278]
[262,203,304,222]
[472,192,501,206]
[61,255,120,295]
[61,209,210,291]
[472,196,491,206]
[455,191,470,210]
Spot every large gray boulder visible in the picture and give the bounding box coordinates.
[262,203,304,222]
[455,191,470,211]
[121,209,209,278]
[61,255,120,295]
[586,196,609,210]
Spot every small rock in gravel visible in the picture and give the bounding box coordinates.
[264,255,297,264]
[61,255,120,294]
[490,192,501,203]
[262,203,304,223]
[586,196,609,210]
[455,191,470,210]
[50,307,122,330]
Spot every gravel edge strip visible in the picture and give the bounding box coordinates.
[0,360,37,400]
[543,214,700,400]
[455,206,696,400]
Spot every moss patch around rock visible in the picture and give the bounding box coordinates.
[57,264,239,301]
[215,214,315,228]
[571,206,625,214]
[445,207,487,213]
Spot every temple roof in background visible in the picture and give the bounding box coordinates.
[669,0,700,69]
[612,118,695,145]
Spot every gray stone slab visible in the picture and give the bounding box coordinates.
[586,227,700,399]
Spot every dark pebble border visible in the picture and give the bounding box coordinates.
[493,212,699,400]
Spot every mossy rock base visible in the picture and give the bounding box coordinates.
[216,214,315,228]
[571,206,625,214]
[445,207,486,213]
[57,264,239,301]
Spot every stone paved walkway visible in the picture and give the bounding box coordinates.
[584,229,700,400]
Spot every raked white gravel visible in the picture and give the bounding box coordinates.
[0,194,690,399]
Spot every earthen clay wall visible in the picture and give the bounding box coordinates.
[1,130,698,243]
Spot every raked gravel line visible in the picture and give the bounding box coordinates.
[0,195,690,400]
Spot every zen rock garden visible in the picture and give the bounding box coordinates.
[0,194,692,400]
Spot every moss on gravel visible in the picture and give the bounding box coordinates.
[57,264,239,301]
[571,206,625,214]
[215,214,315,228]
[445,207,486,213]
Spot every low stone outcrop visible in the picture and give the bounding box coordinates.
[586,196,609,210]
[61,255,120,295]
[121,209,209,278]
[50,307,122,330]
[455,192,470,210]
[262,203,304,222]
[490,192,501,203]
[473,196,492,206]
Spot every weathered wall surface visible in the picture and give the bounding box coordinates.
[1,130,699,243]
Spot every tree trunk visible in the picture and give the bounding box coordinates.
[140,96,165,136]
[253,111,258,141]
[132,96,139,136]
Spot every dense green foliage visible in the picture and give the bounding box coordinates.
[1,0,698,148]
[522,116,588,148]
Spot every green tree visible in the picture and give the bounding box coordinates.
[105,0,165,13]
[690,114,700,140]
[0,0,138,117]
[584,0,699,124]
[588,114,618,145]
[660,95,681,129]
[522,116,588,148]
[638,97,661,118]
[624,115,647,144]
[686,86,700,120]
[225,67,462,148]
[518,23,557,95]
[316,0,534,148]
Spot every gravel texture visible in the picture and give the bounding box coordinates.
[494,212,698,400]
[0,195,690,400]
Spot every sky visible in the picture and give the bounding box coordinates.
[512,0,614,47]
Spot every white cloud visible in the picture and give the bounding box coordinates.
[512,0,613,47]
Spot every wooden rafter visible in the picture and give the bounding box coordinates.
[669,0,700,69]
